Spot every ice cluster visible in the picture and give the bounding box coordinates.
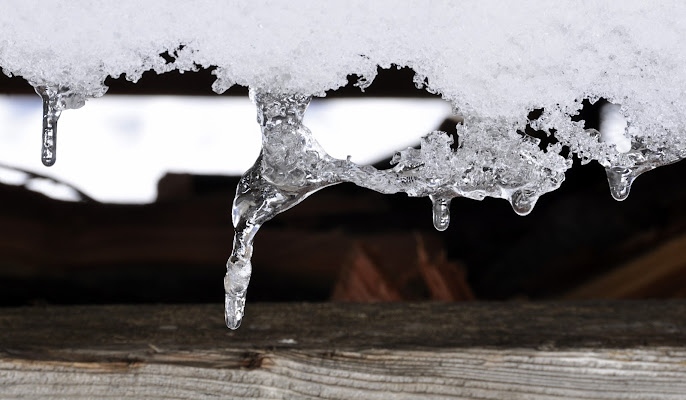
[2,1,686,328]
[225,91,570,327]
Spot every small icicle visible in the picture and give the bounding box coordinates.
[33,85,86,167]
[510,189,538,216]
[35,86,62,167]
[430,195,451,231]
[605,166,634,201]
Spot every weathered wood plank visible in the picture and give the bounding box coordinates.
[1,302,686,399]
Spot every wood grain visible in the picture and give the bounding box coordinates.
[2,302,686,399]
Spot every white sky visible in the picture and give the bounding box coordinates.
[0,95,450,203]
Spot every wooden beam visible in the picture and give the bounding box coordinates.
[562,233,686,299]
[2,302,686,399]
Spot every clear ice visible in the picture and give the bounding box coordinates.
[224,91,572,328]
[34,85,86,166]
[224,92,686,328]
[602,139,684,202]
[430,196,451,232]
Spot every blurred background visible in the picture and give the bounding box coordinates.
[1,67,685,306]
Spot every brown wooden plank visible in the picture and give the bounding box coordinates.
[1,302,686,399]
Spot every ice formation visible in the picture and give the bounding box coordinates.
[34,85,86,166]
[2,1,686,328]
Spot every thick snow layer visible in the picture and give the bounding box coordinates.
[1,2,684,120]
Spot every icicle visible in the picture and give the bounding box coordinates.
[35,86,62,166]
[224,91,335,329]
[33,85,86,167]
[430,195,451,231]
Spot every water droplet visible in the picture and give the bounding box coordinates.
[510,189,538,216]
[605,166,634,201]
[430,195,451,231]
[35,86,62,167]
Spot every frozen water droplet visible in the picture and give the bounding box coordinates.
[510,189,538,216]
[35,86,62,166]
[225,289,246,329]
[605,166,634,201]
[430,195,451,231]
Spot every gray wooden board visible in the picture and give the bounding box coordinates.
[1,302,686,399]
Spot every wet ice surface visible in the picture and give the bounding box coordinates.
[2,1,686,327]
